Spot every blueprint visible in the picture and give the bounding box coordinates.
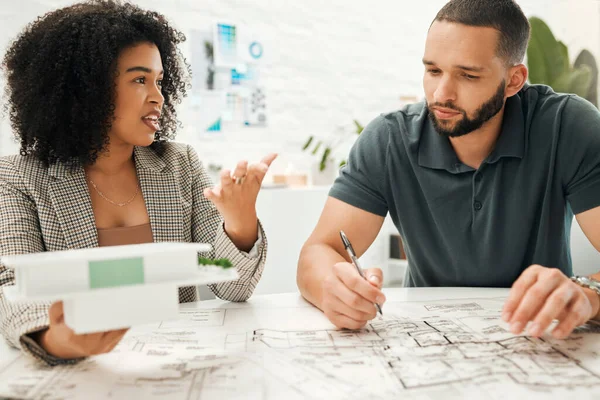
[1,296,599,399]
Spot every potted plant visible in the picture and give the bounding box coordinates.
[527,17,598,107]
[301,120,364,185]
[204,40,215,90]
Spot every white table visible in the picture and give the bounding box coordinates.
[1,287,600,400]
[0,288,508,369]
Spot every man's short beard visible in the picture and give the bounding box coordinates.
[428,80,506,138]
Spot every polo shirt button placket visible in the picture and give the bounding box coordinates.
[473,200,483,211]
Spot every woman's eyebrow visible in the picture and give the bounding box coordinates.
[125,66,164,74]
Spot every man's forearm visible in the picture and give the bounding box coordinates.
[297,243,346,310]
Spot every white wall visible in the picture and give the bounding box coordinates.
[1,0,599,166]
[0,0,599,287]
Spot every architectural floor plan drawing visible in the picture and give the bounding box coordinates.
[0,295,599,399]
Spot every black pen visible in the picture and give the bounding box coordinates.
[339,230,383,315]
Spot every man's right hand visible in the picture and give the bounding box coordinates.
[35,301,128,359]
[321,262,386,330]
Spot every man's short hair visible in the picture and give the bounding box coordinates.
[433,0,531,66]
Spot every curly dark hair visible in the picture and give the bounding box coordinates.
[1,0,190,166]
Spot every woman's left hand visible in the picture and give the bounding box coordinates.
[204,153,277,251]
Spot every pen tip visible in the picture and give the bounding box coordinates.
[339,231,349,246]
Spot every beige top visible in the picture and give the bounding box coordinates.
[97,223,154,247]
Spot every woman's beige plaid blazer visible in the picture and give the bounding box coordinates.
[0,142,267,366]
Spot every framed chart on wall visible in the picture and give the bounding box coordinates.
[190,20,267,135]
[213,21,238,69]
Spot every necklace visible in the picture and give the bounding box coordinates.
[88,177,140,207]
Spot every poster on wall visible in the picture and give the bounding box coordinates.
[244,86,267,126]
[190,21,267,135]
[213,21,238,69]
[190,90,225,135]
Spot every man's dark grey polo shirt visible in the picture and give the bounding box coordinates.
[330,84,600,287]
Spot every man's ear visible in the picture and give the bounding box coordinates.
[506,64,528,97]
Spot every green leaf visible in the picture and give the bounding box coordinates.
[353,120,364,135]
[569,66,593,97]
[551,72,570,92]
[198,256,233,269]
[319,147,331,172]
[527,39,549,84]
[574,49,599,107]
[204,41,214,62]
[217,259,234,268]
[527,17,569,84]
[552,65,592,97]
[339,160,347,168]
[311,141,322,155]
[557,41,570,74]
[302,136,314,151]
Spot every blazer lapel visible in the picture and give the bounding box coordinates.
[48,163,99,250]
[134,146,184,243]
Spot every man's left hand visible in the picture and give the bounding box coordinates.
[501,265,599,339]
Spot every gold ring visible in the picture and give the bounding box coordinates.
[233,175,246,185]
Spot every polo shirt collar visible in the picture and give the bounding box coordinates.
[486,93,525,163]
[418,116,459,172]
[418,93,525,172]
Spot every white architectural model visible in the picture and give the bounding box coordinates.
[1,242,238,334]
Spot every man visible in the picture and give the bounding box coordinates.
[297,0,600,339]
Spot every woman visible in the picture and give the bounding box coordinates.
[0,0,274,365]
